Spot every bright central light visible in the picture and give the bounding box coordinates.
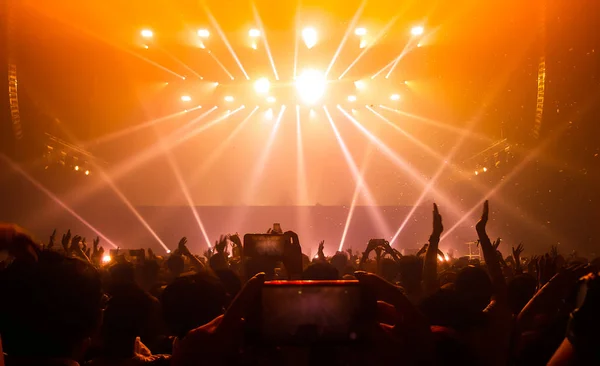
[354,27,367,36]
[390,94,401,101]
[411,26,424,36]
[224,96,234,102]
[302,27,318,49]
[347,95,357,102]
[140,29,153,38]
[296,69,326,104]
[198,29,210,38]
[354,80,365,89]
[254,78,270,94]
[102,255,112,263]
[249,28,261,37]
[181,95,192,102]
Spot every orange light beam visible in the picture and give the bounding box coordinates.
[0,155,118,248]
[84,106,201,148]
[325,0,366,78]
[242,106,287,204]
[206,50,236,80]
[252,3,279,80]
[379,105,492,142]
[384,41,414,79]
[338,105,461,217]
[177,106,245,145]
[157,135,212,248]
[337,14,401,80]
[295,105,309,205]
[204,5,250,80]
[325,106,391,248]
[183,106,259,190]
[441,126,565,241]
[51,107,220,213]
[367,106,462,244]
[157,45,205,80]
[336,146,374,252]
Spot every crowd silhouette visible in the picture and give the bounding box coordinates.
[1,201,598,365]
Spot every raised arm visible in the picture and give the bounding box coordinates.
[475,201,507,303]
[423,203,443,295]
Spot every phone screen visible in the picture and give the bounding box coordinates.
[244,234,287,257]
[256,281,372,344]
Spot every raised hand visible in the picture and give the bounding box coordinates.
[93,236,100,252]
[215,235,228,254]
[512,243,524,260]
[178,237,191,256]
[61,229,72,252]
[147,248,156,260]
[229,233,242,248]
[475,200,489,237]
[48,229,57,249]
[70,235,82,253]
[318,240,325,253]
[492,237,502,250]
[432,203,443,237]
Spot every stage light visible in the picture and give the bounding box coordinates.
[390,94,400,101]
[140,29,153,38]
[181,95,192,102]
[224,96,234,102]
[143,44,149,49]
[102,255,112,263]
[296,69,326,104]
[354,80,365,89]
[266,96,276,103]
[166,249,171,254]
[265,108,274,120]
[85,170,90,176]
[74,165,79,171]
[359,39,368,49]
[249,28,261,37]
[483,167,488,172]
[198,29,210,38]
[475,171,479,175]
[199,41,206,49]
[354,27,367,36]
[302,27,318,49]
[251,42,258,50]
[403,80,409,85]
[254,77,270,94]
[347,95,357,102]
[411,26,424,36]
[417,43,422,48]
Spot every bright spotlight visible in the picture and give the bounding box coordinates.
[359,39,368,49]
[74,165,79,171]
[475,171,479,175]
[224,96,234,102]
[166,249,171,254]
[143,44,149,49]
[302,27,318,49]
[411,26,424,36]
[417,42,422,48]
[140,29,153,38]
[265,108,274,120]
[296,69,326,104]
[197,29,210,38]
[347,95,357,102]
[483,167,488,172]
[354,27,367,36]
[266,96,276,103]
[254,78,270,94]
[181,95,192,102]
[85,170,90,176]
[249,28,261,37]
[102,255,112,263]
[390,94,400,101]
[354,80,365,89]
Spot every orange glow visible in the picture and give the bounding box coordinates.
[411,25,425,36]
[197,29,210,38]
[355,27,367,36]
[140,29,153,38]
[249,28,260,37]
[181,95,192,102]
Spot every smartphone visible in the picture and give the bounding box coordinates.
[244,234,287,258]
[129,249,145,258]
[246,280,376,345]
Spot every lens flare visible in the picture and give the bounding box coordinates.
[296,69,326,104]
